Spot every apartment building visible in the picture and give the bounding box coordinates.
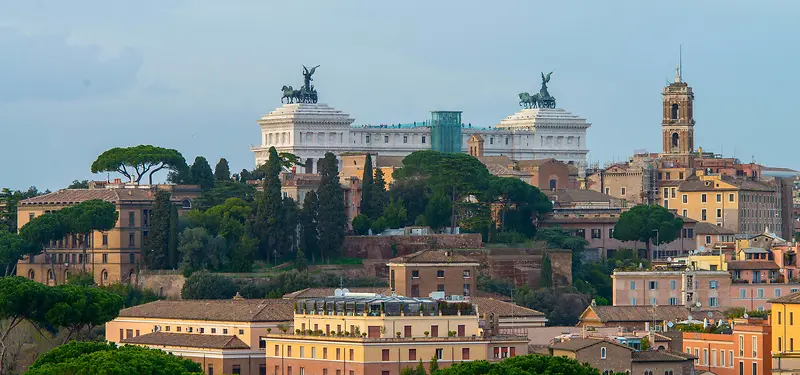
[107,298,294,375]
[550,338,695,375]
[387,250,480,298]
[264,293,528,375]
[16,183,198,285]
[682,317,771,375]
[769,292,800,374]
[611,270,731,309]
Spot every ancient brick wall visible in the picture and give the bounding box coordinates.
[342,234,483,259]
[137,272,186,300]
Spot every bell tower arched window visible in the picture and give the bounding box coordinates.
[671,133,679,149]
[671,104,679,119]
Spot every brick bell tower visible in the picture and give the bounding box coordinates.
[661,64,695,166]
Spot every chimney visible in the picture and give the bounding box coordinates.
[113,178,122,184]
[292,166,297,174]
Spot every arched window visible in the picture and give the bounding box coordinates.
[182,199,192,210]
[28,269,35,280]
[671,133,679,148]
[671,104,679,119]
[101,270,109,284]
[549,179,557,191]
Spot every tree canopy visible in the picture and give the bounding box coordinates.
[27,341,203,375]
[613,204,684,259]
[434,354,614,375]
[213,158,231,181]
[58,200,119,273]
[317,152,347,260]
[0,187,44,232]
[90,145,187,185]
[181,271,238,300]
[189,156,215,190]
[0,230,35,277]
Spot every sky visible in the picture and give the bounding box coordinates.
[1,1,798,191]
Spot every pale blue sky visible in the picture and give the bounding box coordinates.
[1,1,798,190]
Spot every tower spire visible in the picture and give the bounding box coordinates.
[675,45,683,83]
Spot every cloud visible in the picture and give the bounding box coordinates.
[0,28,142,102]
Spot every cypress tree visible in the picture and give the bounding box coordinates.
[167,203,179,269]
[360,154,375,219]
[252,147,284,263]
[190,156,215,190]
[214,158,231,181]
[317,152,347,261]
[299,191,320,263]
[143,191,172,269]
[371,168,388,219]
[540,252,553,288]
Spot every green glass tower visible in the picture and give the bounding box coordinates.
[429,111,462,154]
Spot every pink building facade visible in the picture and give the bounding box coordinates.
[612,271,731,309]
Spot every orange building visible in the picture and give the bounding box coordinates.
[682,317,771,375]
[16,182,198,286]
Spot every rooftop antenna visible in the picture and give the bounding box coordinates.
[675,45,683,83]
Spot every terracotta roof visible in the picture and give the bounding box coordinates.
[476,156,513,167]
[388,250,479,264]
[376,156,405,168]
[679,176,774,192]
[516,158,559,169]
[20,188,156,205]
[118,299,294,322]
[281,174,322,188]
[549,338,631,352]
[769,290,800,304]
[485,164,528,177]
[282,287,391,299]
[726,260,780,270]
[471,297,544,318]
[632,350,695,362]
[693,222,736,235]
[583,305,693,323]
[122,332,250,349]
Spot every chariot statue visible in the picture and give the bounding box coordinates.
[518,71,556,109]
[281,65,320,104]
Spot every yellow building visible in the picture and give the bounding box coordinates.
[770,292,800,374]
[264,293,528,375]
[339,152,404,185]
[107,298,294,375]
[16,182,199,285]
[659,171,781,236]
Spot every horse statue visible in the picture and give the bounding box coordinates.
[518,92,540,109]
[281,85,299,104]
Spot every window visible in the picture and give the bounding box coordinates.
[650,297,657,306]
[757,289,764,298]
[575,229,585,238]
[129,212,135,227]
[717,208,722,218]
[462,348,470,360]
[702,194,707,203]
[705,235,712,244]
[403,135,408,144]
[609,228,614,238]
[28,213,34,222]
[687,228,693,238]
[187,327,193,333]
[664,200,668,208]
[703,349,708,365]
[669,297,679,305]
[591,229,601,239]
[666,173,672,180]
[199,328,204,333]
[791,312,794,325]
[435,348,443,360]
[729,351,733,368]
[701,209,707,221]
[739,289,746,299]
[752,363,757,375]
[437,270,444,278]
[421,136,426,144]
[505,137,509,145]
[663,188,669,197]
[721,347,726,367]
[490,138,494,144]
[128,232,135,247]
[753,336,757,357]
[682,194,688,204]
[437,284,444,292]
[710,280,718,289]
[463,270,471,278]
[779,337,783,351]
[223,329,228,334]
[176,326,181,332]
[431,325,438,337]
[716,193,721,203]
[630,297,637,305]
[232,365,241,375]
[671,188,676,198]
[630,281,636,290]
[621,187,627,196]
[102,253,108,264]
[776,289,782,297]
[601,347,607,359]
[384,135,389,143]
[208,364,214,375]
[299,346,305,358]
[102,233,108,246]
[382,349,389,361]
[779,312,783,324]
[709,297,719,307]
[349,349,354,361]
[649,281,658,290]
[670,280,676,290]
[239,329,244,335]
[729,193,735,202]
[411,270,419,279]
[793,338,795,351]
[365,135,370,143]
[409,348,416,360]
[739,336,744,356]
[464,283,471,296]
